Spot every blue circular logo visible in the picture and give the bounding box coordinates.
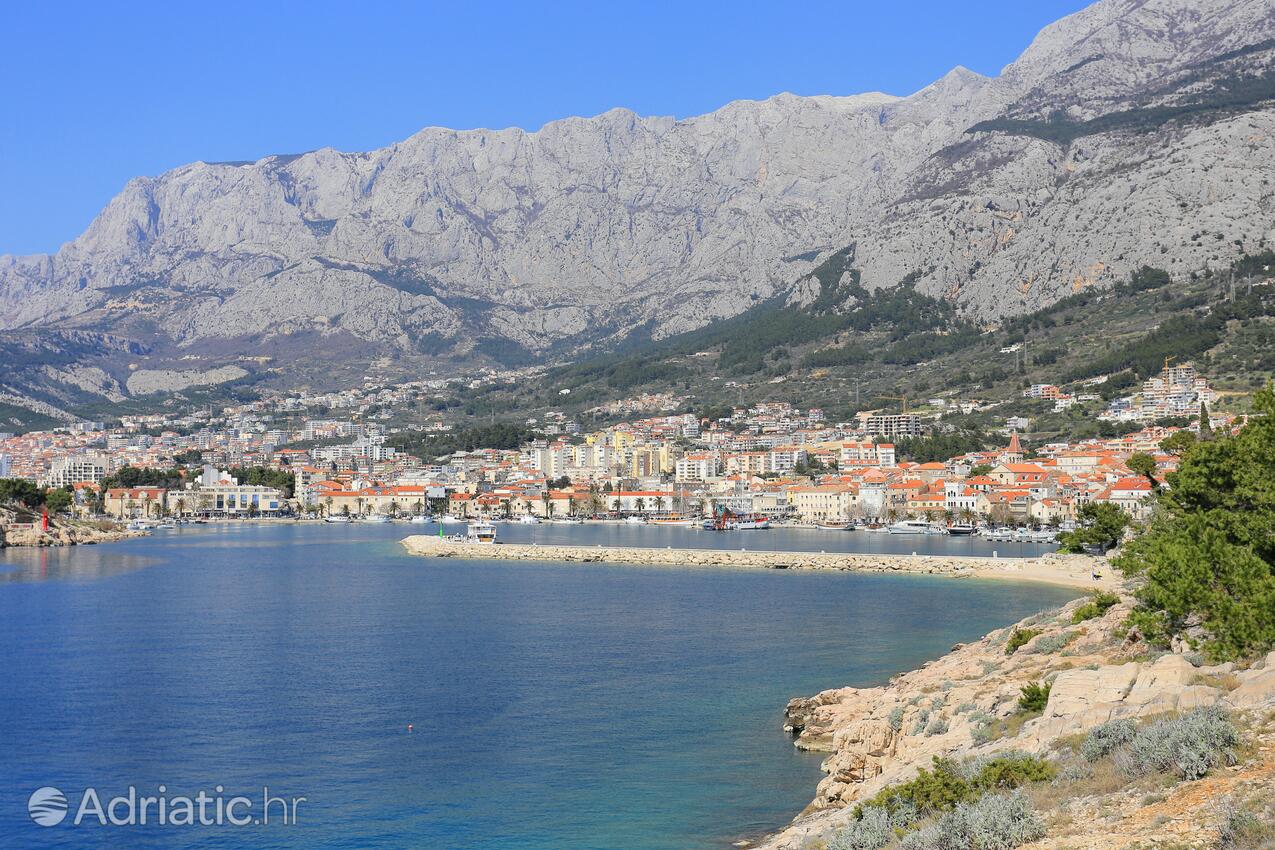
[28,787,68,827]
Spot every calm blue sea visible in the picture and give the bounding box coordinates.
[0,524,1076,849]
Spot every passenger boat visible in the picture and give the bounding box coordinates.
[727,515,771,530]
[886,519,933,535]
[651,517,696,526]
[467,520,498,544]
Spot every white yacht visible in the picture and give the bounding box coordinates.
[467,520,498,544]
[886,519,933,535]
[360,514,391,524]
[517,515,541,524]
[324,515,352,524]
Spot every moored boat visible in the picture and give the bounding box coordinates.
[467,520,498,544]
[886,519,932,535]
[324,515,352,524]
[815,520,851,530]
[946,523,977,535]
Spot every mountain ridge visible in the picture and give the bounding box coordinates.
[1,0,1273,423]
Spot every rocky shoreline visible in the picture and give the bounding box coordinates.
[400,536,1114,590]
[752,594,1275,850]
[0,515,144,547]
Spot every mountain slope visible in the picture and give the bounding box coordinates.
[1,0,1273,413]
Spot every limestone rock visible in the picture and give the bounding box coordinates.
[1228,668,1275,708]
[1045,663,1141,718]
[3,0,1273,392]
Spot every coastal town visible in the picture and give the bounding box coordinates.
[0,359,1235,537]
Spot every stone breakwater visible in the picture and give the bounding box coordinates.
[400,536,1106,588]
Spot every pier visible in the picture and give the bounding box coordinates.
[400,535,1112,588]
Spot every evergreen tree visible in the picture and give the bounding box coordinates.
[1198,401,1213,438]
[1115,385,1275,661]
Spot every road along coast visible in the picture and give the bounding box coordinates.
[399,536,1115,590]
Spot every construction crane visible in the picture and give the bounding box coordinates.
[877,395,912,414]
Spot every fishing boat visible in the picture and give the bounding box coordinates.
[466,520,498,544]
[886,519,933,535]
[815,520,851,531]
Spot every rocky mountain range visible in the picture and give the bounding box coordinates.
[1,0,1273,419]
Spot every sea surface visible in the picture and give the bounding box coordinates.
[0,523,1077,849]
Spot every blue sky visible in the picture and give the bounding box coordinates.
[0,0,1091,255]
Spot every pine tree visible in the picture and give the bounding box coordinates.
[1115,385,1275,661]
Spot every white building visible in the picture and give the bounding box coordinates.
[43,454,109,488]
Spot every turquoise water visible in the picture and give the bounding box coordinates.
[0,524,1077,848]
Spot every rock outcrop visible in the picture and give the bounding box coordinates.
[757,594,1275,849]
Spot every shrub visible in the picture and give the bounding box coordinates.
[973,754,1056,789]
[1005,628,1042,655]
[888,706,905,733]
[956,702,977,714]
[912,709,931,735]
[1030,631,1076,654]
[856,757,977,818]
[1216,796,1275,850]
[931,695,947,710]
[1053,757,1094,784]
[926,717,950,737]
[1017,682,1052,713]
[1080,718,1137,762]
[1121,706,1239,780]
[899,791,1046,850]
[828,805,893,850]
[1071,591,1121,624]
